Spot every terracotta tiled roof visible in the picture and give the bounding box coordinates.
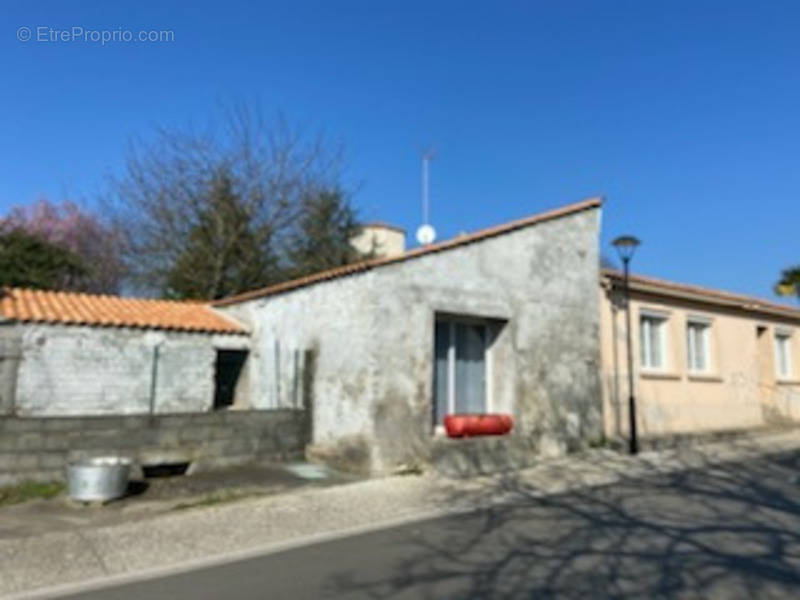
[602,269,800,321]
[214,197,603,307]
[0,288,247,334]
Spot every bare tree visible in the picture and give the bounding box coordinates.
[104,103,359,299]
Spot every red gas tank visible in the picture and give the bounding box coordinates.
[444,414,514,438]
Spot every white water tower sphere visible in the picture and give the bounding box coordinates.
[416,224,437,245]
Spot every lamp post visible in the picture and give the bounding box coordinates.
[612,235,641,455]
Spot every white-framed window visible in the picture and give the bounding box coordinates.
[687,318,712,373]
[640,312,668,371]
[433,318,489,426]
[775,331,793,379]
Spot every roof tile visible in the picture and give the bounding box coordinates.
[0,288,246,334]
[603,269,800,320]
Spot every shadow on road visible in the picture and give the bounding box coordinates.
[329,449,800,599]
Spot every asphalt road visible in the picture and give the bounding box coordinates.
[60,450,800,599]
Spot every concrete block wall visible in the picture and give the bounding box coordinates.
[0,409,307,486]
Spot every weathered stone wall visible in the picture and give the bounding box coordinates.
[5,324,248,416]
[218,205,603,474]
[0,409,307,486]
[368,208,603,471]
[219,273,379,472]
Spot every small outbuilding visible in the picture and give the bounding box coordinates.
[0,289,249,416]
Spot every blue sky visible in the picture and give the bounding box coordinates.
[3,1,799,302]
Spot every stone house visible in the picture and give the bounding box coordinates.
[212,197,605,474]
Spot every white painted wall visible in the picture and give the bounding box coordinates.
[12,324,248,416]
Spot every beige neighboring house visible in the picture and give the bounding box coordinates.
[600,269,800,440]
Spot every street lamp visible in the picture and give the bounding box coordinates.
[612,235,641,455]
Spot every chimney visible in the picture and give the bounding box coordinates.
[351,223,406,259]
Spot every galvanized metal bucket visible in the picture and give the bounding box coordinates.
[66,456,132,502]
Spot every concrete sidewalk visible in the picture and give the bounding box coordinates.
[0,462,358,541]
[2,430,799,599]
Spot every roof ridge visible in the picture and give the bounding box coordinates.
[214,196,603,307]
[602,268,800,318]
[1,286,211,307]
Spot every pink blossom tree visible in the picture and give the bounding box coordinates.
[2,199,125,293]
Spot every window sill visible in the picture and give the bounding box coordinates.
[776,379,800,386]
[640,371,681,381]
[687,373,723,383]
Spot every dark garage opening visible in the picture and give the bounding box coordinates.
[214,349,248,409]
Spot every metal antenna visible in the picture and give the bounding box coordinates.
[421,149,435,224]
[416,148,438,246]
